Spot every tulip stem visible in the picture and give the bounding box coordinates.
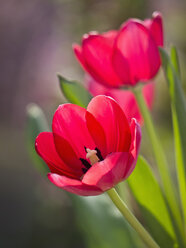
[107,188,160,248]
[133,85,183,237]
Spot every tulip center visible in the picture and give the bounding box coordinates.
[86,148,99,165]
[80,147,103,174]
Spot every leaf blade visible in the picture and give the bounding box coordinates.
[26,103,50,174]
[58,75,92,108]
[170,46,180,77]
[127,156,176,247]
[160,47,186,239]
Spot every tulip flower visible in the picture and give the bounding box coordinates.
[73,12,163,88]
[35,96,141,196]
[87,76,155,125]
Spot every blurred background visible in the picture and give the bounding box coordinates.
[0,0,186,247]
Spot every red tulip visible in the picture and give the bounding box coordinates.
[87,76,155,125]
[35,96,141,196]
[73,12,163,87]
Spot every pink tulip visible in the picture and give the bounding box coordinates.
[35,96,141,196]
[87,76,155,125]
[73,11,163,87]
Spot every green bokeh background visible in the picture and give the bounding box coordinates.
[0,0,186,247]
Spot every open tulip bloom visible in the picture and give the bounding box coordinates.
[35,95,141,196]
[29,10,186,248]
[35,96,161,247]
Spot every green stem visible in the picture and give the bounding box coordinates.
[116,181,127,201]
[133,85,183,237]
[107,188,160,248]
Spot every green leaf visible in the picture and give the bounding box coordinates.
[160,47,186,239]
[170,46,180,77]
[26,103,50,174]
[58,75,92,107]
[127,156,176,247]
[70,193,144,248]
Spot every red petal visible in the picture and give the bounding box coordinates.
[86,74,110,96]
[53,134,84,177]
[35,132,80,178]
[142,81,155,110]
[48,173,103,196]
[85,111,107,158]
[52,104,95,159]
[123,118,142,179]
[73,43,108,86]
[129,118,141,160]
[81,32,122,87]
[87,95,131,153]
[144,12,163,47]
[102,30,118,39]
[73,44,89,71]
[113,20,161,85]
[82,152,130,191]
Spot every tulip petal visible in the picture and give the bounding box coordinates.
[87,95,131,153]
[48,173,103,196]
[113,20,161,85]
[85,111,107,158]
[52,104,95,159]
[53,134,84,177]
[129,118,141,160]
[144,11,163,47]
[117,119,141,181]
[73,43,106,87]
[142,81,155,110]
[116,118,141,180]
[82,152,131,191]
[86,74,110,96]
[73,44,93,75]
[102,30,118,39]
[35,132,80,178]
[81,32,122,87]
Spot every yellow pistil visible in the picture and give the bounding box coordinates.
[86,148,100,165]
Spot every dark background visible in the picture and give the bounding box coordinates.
[0,0,186,247]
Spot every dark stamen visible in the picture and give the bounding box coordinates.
[79,158,91,169]
[82,168,88,174]
[84,146,87,153]
[95,147,104,161]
